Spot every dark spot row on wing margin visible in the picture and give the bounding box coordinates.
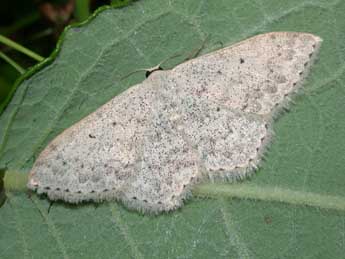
[41,176,198,207]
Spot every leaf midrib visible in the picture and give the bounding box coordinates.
[194,183,345,212]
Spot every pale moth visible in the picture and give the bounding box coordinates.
[28,32,322,213]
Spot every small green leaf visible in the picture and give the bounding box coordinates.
[1,1,345,258]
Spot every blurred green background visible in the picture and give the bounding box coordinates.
[0,0,133,113]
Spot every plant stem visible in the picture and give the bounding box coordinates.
[194,183,345,212]
[0,34,44,62]
[0,51,25,74]
[74,0,91,22]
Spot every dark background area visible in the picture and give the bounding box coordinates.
[0,0,133,112]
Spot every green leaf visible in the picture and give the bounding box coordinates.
[1,0,345,258]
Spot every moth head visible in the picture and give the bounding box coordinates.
[27,160,46,191]
[28,173,39,189]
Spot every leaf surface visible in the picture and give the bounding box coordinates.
[1,0,345,258]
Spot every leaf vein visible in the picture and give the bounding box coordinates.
[6,193,29,259]
[109,204,143,259]
[219,198,252,259]
[30,197,70,259]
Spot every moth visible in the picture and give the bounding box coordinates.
[28,32,322,213]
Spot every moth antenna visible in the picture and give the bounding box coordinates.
[120,68,150,80]
[120,52,182,80]
[157,52,182,68]
[185,34,210,61]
